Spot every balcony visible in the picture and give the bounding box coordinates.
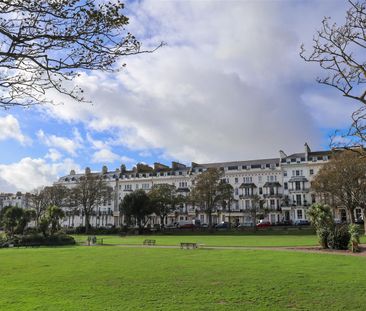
[288,188,310,194]
[263,193,283,198]
[239,194,255,199]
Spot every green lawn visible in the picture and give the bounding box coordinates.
[1,246,366,310]
[73,234,319,247]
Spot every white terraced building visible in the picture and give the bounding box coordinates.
[56,143,361,228]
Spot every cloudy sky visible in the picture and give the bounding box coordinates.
[0,0,359,192]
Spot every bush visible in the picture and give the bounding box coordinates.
[15,233,76,246]
[328,225,350,250]
[349,224,361,253]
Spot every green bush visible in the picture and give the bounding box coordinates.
[328,225,350,250]
[16,233,76,246]
[349,224,361,253]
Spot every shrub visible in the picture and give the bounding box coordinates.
[328,224,351,250]
[349,224,361,253]
[16,233,76,246]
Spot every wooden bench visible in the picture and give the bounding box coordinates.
[180,242,198,249]
[143,239,156,246]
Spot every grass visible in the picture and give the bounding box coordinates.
[71,234,344,247]
[1,246,366,310]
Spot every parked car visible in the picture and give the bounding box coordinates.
[200,223,208,228]
[275,220,292,226]
[294,220,310,226]
[215,222,229,229]
[179,223,195,229]
[256,221,271,228]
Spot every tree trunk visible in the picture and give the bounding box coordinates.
[207,211,213,228]
[85,214,91,234]
[348,208,355,224]
[363,209,366,235]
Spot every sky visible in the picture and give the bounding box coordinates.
[0,0,360,192]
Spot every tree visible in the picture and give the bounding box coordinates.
[43,184,69,208]
[73,172,112,234]
[218,183,234,228]
[148,184,179,228]
[190,168,225,228]
[1,206,35,237]
[44,205,65,236]
[308,203,334,248]
[28,187,48,227]
[246,194,266,231]
[29,184,69,228]
[311,150,366,230]
[119,189,152,234]
[300,1,366,145]
[0,0,161,108]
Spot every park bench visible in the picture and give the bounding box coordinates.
[143,239,156,246]
[180,242,198,249]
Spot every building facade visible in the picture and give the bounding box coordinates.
[55,143,362,228]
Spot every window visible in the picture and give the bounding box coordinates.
[270,199,275,208]
[297,209,303,219]
[311,194,316,204]
[258,176,262,182]
[228,166,238,170]
[235,188,238,195]
[259,187,263,195]
[235,177,238,183]
[296,194,302,205]
[309,169,314,175]
[356,208,362,221]
[244,176,252,183]
[284,171,287,177]
[284,182,288,190]
[295,181,301,190]
[245,200,250,209]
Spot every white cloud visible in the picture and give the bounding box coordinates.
[0,114,31,145]
[41,1,351,162]
[45,148,63,162]
[37,129,82,156]
[91,148,135,164]
[0,157,80,192]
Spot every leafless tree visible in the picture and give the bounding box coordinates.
[0,0,161,108]
[301,0,366,146]
[73,172,112,234]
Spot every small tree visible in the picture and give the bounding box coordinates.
[1,206,34,237]
[120,190,152,234]
[219,183,234,228]
[312,150,366,227]
[73,172,112,234]
[308,203,334,249]
[246,195,267,231]
[149,184,179,228]
[190,168,225,228]
[349,223,361,252]
[46,205,65,236]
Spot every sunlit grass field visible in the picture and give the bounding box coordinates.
[72,234,366,247]
[1,246,366,310]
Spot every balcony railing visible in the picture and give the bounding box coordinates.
[263,193,283,198]
[288,188,310,193]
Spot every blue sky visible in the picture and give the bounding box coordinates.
[0,0,359,192]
